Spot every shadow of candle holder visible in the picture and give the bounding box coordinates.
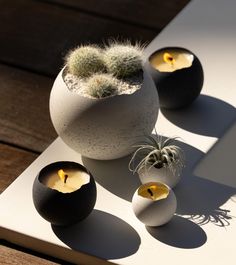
[146,215,207,249]
[52,209,141,260]
[161,94,236,137]
[82,155,141,202]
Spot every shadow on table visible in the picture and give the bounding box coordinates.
[82,155,140,202]
[146,215,207,249]
[194,121,236,189]
[83,138,235,228]
[52,209,141,260]
[146,138,236,248]
[174,139,236,227]
[161,94,236,137]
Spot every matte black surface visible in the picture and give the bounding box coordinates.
[145,47,204,109]
[32,161,97,226]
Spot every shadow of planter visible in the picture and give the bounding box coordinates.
[82,155,141,202]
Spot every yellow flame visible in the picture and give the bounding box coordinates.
[58,169,68,183]
[163,52,175,65]
[138,182,169,201]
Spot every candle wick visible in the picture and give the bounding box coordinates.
[163,52,175,66]
[147,188,153,197]
[64,174,68,184]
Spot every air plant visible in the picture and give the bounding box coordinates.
[129,133,185,176]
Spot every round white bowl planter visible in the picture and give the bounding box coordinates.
[132,182,177,227]
[50,68,159,160]
[138,166,182,189]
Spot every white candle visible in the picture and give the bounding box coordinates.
[132,182,177,226]
[41,168,90,193]
[138,182,169,201]
[150,50,194,72]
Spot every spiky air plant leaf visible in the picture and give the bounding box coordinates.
[129,132,185,176]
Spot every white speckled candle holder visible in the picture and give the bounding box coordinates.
[132,182,177,227]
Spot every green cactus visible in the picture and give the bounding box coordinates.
[104,43,143,78]
[64,42,144,97]
[86,73,118,98]
[66,45,105,78]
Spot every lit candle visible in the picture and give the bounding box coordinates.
[145,47,204,109]
[150,50,194,72]
[132,182,177,226]
[32,161,97,226]
[138,182,169,201]
[41,168,90,193]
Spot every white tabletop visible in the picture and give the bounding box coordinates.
[1,0,236,264]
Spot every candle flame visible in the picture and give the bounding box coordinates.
[163,52,175,65]
[58,169,68,184]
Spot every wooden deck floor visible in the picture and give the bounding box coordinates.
[0,0,189,264]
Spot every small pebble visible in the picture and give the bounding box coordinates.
[63,71,143,98]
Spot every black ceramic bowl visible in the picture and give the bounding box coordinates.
[32,161,97,226]
[145,47,204,109]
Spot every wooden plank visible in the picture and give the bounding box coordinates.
[0,0,157,76]
[0,137,69,265]
[0,143,38,193]
[0,243,69,265]
[0,64,57,153]
[42,0,190,30]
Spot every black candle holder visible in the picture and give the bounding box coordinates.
[32,161,97,226]
[145,47,204,109]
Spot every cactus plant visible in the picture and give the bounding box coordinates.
[64,42,146,98]
[51,41,159,160]
[66,45,105,78]
[104,43,143,78]
[86,73,118,98]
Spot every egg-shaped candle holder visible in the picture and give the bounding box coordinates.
[32,161,97,226]
[145,47,204,109]
[132,182,177,226]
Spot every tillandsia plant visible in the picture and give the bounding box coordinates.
[64,41,144,98]
[129,132,185,176]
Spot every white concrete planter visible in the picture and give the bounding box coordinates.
[132,182,177,227]
[49,68,159,160]
[138,166,182,189]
